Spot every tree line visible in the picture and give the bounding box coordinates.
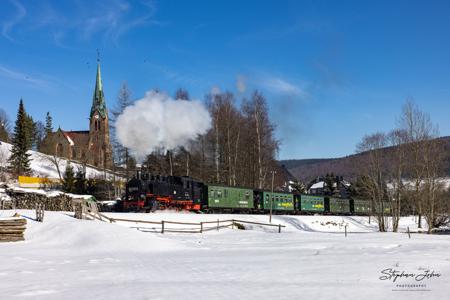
[354,100,449,233]
[111,84,280,190]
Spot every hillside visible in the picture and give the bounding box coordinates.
[281,136,450,183]
[0,141,121,181]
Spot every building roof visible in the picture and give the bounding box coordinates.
[61,130,89,147]
[310,181,325,189]
[90,63,107,119]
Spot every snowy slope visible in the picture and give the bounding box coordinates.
[0,210,449,300]
[0,141,120,180]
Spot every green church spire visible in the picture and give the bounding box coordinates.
[90,62,107,119]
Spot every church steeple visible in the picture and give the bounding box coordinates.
[90,62,107,119]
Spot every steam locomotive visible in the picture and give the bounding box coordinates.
[119,173,390,215]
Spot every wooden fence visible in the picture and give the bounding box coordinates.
[74,200,286,234]
[109,217,286,234]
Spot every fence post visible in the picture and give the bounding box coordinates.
[278,224,281,233]
[200,222,203,233]
[231,220,234,229]
[345,225,348,237]
[161,221,165,234]
[407,226,411,239]
[217,219,219,231]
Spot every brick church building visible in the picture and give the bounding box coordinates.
[41,63,113,169]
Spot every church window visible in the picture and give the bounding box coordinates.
[56,143,63,156]
[72,147,76,158]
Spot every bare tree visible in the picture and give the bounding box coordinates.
[400,99,435,228]
[421,135,445,233]
[40,153,64,181]
[387,129,408,232]
[356,133,389,232]
[0,145,10,181]
[242,91,279,189]
[0,108,11,142]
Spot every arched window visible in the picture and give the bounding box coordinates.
[56,143,63,156]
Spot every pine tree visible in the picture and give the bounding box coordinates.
[62,163,76,193]
[8,99,32,175]
[24,114,36,150]
[0,123,8,142]
[74,169,87,194]
[175,88,189,100]
[45,112,53,136]
[111,82,134,178]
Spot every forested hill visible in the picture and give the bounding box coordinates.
[280,136,450,183]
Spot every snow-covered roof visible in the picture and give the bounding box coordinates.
[310,181,325,189]
[62,131,75,146]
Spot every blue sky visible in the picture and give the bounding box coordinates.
[1,0,449,160]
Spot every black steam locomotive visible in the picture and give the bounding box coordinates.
[121,172,204,212]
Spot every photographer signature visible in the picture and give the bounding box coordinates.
[379,268,441,282]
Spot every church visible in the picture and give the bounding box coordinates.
[40,62,113,170]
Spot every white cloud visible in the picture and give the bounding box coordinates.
[0,65,46,86]
[263,77,306,97]
[1,0,26,41]
[1,0,163,45]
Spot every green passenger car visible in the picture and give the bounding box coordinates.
[207,185,254,209]
[375,201,391,214]
[300,195,325,212]
[328,198,350,214]
[262,192,294,211]
[353,199,372,214]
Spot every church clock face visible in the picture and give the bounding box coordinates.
[94,114,99,120]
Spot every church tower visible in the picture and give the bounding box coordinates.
[88,62,113,169]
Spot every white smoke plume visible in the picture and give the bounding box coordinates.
[116,90,211,160]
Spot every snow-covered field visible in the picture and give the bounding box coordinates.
[0,141,119,180]
[0,210,449,300]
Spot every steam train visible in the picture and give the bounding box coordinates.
[118,173,390,215]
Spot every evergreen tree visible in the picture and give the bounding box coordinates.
[45,112,53,136]
[8,99,32,175]
[62,163,76,193]
[0,123,8,142]
[74,168,87,194]
[175,88,190,100]
[110,82,134,178]
[24,114,35,150]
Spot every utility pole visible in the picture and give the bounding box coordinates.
[269,170,276,223]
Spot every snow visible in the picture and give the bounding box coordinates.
[309,181,325,189]
[62,132,74,146]
[0,141,121,180]
[0,188,12,201]
[0,210,449,299]
[0,185,93,200]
